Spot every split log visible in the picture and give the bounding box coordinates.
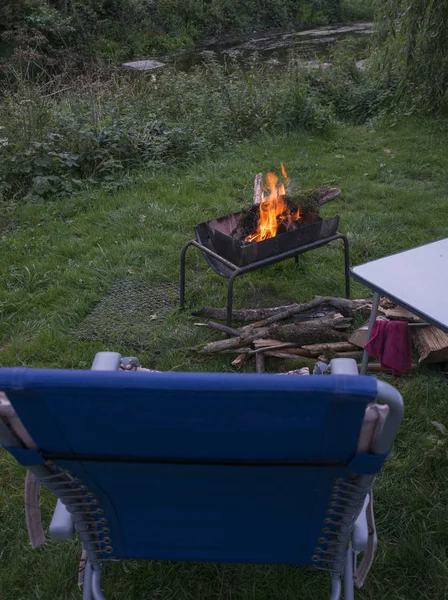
[292,309,338,323]
[268,317,349,346]
[334,351,364,361]
[348,318,389,348]
[200,327,269,353]
[199,314,350,354]
[193,305,295,322]
[349,325,369,349]
[359,363,416,374]
[250,345,314,357]
[246,296,329,329]
[193,297,376,323]
[384,306,423,322]
[253,173,263,205]
[302,341,359,356]
[316,186,341,206]
[231,353,249,368]
[411,326,448,363]
[264,351,313,359]
[279,367,310,376]
[252,338,295,348]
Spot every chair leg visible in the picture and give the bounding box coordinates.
[83,560,93,600]
[92,566,107,600]
[344,545,355,600]
[329,575,342,600]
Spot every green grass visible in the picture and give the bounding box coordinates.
[1,117,448,599]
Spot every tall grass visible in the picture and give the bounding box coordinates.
[0,57,334,201]
[1,46,394,203]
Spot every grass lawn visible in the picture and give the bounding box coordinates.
[1,117,448,599]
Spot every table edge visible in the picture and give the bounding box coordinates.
[350,270,448,335]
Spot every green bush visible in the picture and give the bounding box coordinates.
[0,58,333,201]
[304,43,391,124]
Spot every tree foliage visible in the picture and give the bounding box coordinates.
[374,0,448,113]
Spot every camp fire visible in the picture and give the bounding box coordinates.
[245,164,301,243]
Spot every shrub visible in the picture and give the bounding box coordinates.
[0,58,333,201]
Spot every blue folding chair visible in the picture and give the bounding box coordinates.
[0,353,403,600]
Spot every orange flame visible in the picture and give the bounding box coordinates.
[245,164,300,242]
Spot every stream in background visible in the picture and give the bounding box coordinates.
[164,22,373,71]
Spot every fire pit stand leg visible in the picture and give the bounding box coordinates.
[341,234,350,299]
[179,239,195,309]
[226,272,239,328]
[180,234,350,328]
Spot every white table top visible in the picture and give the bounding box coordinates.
[351,238,448,333]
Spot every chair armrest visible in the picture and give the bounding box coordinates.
[91,352,122,371]
[49,500,75,540]
[329,358,359,375]
[352,495,377,552]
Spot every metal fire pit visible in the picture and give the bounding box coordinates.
[180,211,350,327]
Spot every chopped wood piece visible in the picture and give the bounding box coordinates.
[334,351,364,361]
[246,296,329,329]
[231,353,249,368]
[264,351,312,359]
[193,297,377,323]
[253,173,263,205]
[255,352,265,373]
[358,362,416,374]
[379,297,396,309]
[252,338,294,348]
[279,367,310,376]
[348,325,369,348]
[200,327,269,353]
[330,313,353,330]
[411,326,448,363]
[316,186,342,206]
[302,342,359,356]
[384,306,423,322]
[268,318,349,346]
[250,345,314,357]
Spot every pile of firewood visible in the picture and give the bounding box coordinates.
[192,296,448,374]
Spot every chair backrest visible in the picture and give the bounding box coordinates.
[0,368,401,567]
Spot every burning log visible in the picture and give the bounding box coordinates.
[193,297,373,322]
[232,163,342,243]
[253,173,263,205]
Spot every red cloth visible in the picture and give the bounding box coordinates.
[364,320,412,374]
